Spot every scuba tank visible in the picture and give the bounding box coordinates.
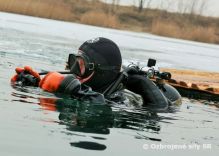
[143,58,182,111]
[155,79,182,112]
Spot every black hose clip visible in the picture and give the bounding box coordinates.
[157,72,171,80]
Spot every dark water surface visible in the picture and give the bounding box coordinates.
[0,12,219,156]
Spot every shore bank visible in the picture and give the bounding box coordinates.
[0,0,218,44]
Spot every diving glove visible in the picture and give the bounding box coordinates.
[11,66,41,86]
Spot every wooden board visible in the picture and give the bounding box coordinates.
[160,68,219,101]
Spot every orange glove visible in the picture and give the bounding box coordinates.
[11,66,41,86]
[39,72,65,92]
[12,67,80,94]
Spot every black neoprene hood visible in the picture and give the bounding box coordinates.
[79,37,122,92]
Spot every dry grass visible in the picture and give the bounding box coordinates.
[184,26,217,43]
[0,0,74,21]
[151,19,218,43]
[151,20,181,38]
[80,11,119,28]
[0,0,218,44]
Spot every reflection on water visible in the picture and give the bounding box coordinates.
[10,87,165,150]
[40,96,113,150]
[70,141,107,150]
[10,86,219,154]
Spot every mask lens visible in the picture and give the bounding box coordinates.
[67,54,77,70]
[68,53,94,78]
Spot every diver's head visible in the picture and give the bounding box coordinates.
[67,37,122,92]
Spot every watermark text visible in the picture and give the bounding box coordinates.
[143,143,212,151]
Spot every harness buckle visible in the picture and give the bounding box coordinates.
[88,63,95,70]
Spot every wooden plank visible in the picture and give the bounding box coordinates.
[159,68,219,101]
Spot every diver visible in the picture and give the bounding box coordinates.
[11,37,181,112]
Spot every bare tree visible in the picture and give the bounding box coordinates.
[196,0,208,15]
[189,0,197,15]
[158,0,172,11]
[177,0,188,14]
[138,0,146,12]
[145,0,152,8]
[111,0,120,12]
[112,0,120,8]
[177,0,208,16]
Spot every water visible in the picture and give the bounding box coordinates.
[0,12,219,156]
